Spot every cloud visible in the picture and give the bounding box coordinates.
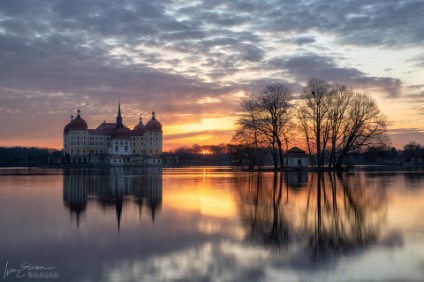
[270,54,403,97]
[0,0,422,148]
[259,0,424,47]
[165,130,234,141]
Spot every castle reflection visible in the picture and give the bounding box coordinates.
[63,167,162,229]
[238,172,387,260]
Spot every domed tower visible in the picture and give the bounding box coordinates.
[145,111,163,157]
[63,109,89,163]
[131,116,146,155]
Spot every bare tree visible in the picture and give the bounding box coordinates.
[327,84,352,167]
[258,84,293,168]
[297,79,332,168]
[297,79,387,168]
[233,83,293,170]
[233,93,267,169]
[333,92,387,168]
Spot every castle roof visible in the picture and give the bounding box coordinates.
[145,111,162,132]
[64,110,88,132]
[131,117,146,136]
[111,127,131,140]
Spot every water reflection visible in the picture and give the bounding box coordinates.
[2,167,424,281]
[238,172,387,260]
[63,167,162,230]
[285,172,308,189]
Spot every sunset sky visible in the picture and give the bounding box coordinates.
[0,0,423,150]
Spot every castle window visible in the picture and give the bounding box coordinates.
[77,142,80,146]
[115,146,118,151]
[125,146,128,151]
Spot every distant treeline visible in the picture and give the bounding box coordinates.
[165,144,233,165]
[167,141,424,167]
[0,146,62,165]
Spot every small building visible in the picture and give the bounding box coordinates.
[285,147,309,168]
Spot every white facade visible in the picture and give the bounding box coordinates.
[63,106,163,165]
[109,139,132,155]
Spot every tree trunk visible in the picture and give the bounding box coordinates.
[334,148,348,168]
[276,137,284,169]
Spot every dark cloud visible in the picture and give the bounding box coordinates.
[289,36,316,46]
[270,54,402,97]
[261,0,424,47]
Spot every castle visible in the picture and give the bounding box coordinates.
[63,102,162,165]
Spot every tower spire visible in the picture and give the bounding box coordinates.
[118,97,121,116]
[116,98,123,128]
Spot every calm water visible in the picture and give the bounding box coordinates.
[1,167,424,282]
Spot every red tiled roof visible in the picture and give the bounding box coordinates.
[66,116,88,131]
[131,122,146,136]
[111,127,131,140]
[145,118,162,131]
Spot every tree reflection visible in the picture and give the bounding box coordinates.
[239,172,291,249]
[63,167,162,230]
[238,172,386,260]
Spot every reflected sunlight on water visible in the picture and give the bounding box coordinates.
[1,167,424,281]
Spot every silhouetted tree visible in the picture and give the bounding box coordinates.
[297,79,387,168]
[402,142,424,164]
[297,79,332,168]
[233,83,293,169]
[333,92,387,168]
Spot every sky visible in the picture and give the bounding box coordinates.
[0,0,423,150]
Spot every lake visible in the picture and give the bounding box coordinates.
[1,167,424,282]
